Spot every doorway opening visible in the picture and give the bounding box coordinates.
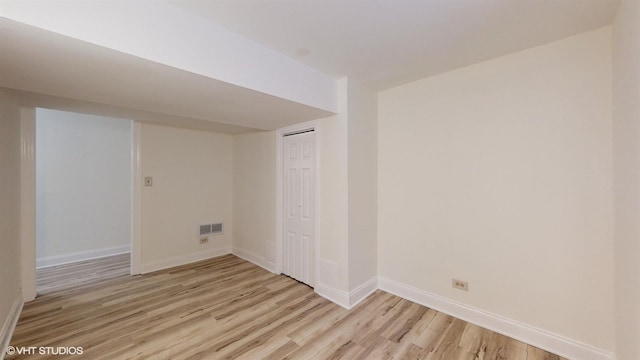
[34,109,134,295]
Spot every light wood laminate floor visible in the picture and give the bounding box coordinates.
[36,253,131,295]
[10,254,567,359]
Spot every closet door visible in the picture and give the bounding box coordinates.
[282,130,316,286]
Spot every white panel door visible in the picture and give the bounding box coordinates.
[283,130,316,286]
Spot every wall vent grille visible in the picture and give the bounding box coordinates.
[199,224,212,236]
[199,223,224,236]
[211,223,223,234]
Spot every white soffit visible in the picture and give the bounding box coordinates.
[171,0,620,90]
[3,88,254,135]
[0,18,334,131]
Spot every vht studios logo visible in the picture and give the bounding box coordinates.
[5,346,84,356]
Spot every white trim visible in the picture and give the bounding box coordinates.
[130,121,142,275]
[275,120,320,286]
[140,247,231,274]
[232,247,277,273]
[315,282,350,309]
[19,108,36,302]
[315,277,378,310]
[1,293,23,360]
[378,277,614,360]
[349,277,378,308]
[36,245,131,269]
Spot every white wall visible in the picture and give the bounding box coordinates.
[317,79,350,292]
[347,80,378,290]
[311,77,379,305]
[232,131,277,268]
[35,109,132,266]
[229,80,362,301]
[141,123,233,272]
[231,79,378,306]
[378,27,614,352]
[612,1,640,359]
[0,92,22,346]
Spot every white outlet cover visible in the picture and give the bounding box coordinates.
[452,279,469,291]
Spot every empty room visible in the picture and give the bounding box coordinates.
[0,1,638,359]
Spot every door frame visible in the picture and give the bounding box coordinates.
[130,121,142,275]
[20,108,36,301]
[275,120,320,287]
[20,112,142,301]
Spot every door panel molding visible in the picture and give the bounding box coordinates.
[282,131,315,285]
[276,120,319,287]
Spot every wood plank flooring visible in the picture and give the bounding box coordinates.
[36,253,130,295]
[9,255,567,359]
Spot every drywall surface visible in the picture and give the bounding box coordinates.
[35,109,132,264]
[347,80,378,290]
[0,1,336,113]
[613,0,640,359]
[0,92,22,338]
[232,131,277,266]
[378,27,614,350]
[317,78,350,291]
[141,123,233,269]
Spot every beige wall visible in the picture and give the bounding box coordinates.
[35,109,131,263]
[230,109,353,294]
[613,0,640,359]
[378,27,614,350]
[232,131,277,266]
[141,123,233,270]
[317,78,350,291]
[231,78,378,298]
[0,92,22,337]
[347,80,378,290]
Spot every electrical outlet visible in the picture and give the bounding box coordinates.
[199,237,209,244]
[452,279,468,291]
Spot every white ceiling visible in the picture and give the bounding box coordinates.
[0,0,621,133]
[171,0,620,90]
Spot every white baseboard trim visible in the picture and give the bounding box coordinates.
[378,277,614,360]
[36,245,131,269]
[1,293,23,360]
[315,282,350,309]
[315,277,378,310]
[231,248,277,273]
[141,247,231,274]
[349,277,378,308]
